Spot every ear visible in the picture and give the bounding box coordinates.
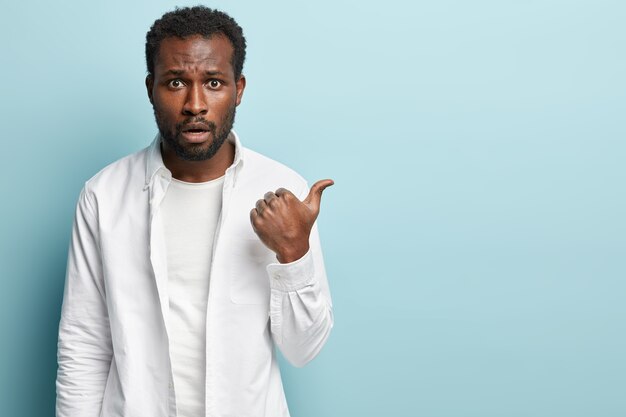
[235,75,246,106]
[145,75,154,105]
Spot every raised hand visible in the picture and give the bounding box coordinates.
[250,179,334,263]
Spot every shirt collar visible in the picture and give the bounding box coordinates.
[144,130,245,188]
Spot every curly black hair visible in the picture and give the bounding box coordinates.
[145,6,246,80]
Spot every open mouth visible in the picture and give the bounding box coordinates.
[181,123,211,143]
[181,125,211,143]
[182,123,211,133]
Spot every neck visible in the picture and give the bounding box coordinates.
[161,140,235,183]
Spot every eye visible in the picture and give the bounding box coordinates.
[168,79,185,89]
[208,79,222,89]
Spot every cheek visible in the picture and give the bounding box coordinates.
[153,99,177,121]
[212,95,238,114]
[154,92,181,113]
[153,104,177,133]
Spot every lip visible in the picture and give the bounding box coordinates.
[181,130,211,143]
[182,122,210,132]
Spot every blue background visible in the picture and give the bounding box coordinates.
[1,1,625,416]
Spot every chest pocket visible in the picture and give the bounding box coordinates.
[228,236,274,305]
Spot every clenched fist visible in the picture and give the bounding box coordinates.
[250,179,334,263]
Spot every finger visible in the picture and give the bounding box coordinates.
[303,179,334,210]
[249,208,262,233]
[264,191,278,205]
[275,187,294,198]
[255,199,267,214]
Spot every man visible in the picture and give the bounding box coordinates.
[56,6,334,417]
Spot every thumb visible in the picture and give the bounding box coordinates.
[304,179,334,212]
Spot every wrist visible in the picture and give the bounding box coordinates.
[276,243,309,264]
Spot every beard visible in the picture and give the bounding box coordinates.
[154,104,236,161]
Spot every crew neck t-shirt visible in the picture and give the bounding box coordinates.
[160,175,225,417]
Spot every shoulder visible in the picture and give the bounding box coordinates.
[82,146,149,201]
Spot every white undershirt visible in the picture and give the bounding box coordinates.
[160,175,224,417]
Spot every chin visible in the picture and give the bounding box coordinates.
[175,138,223,162]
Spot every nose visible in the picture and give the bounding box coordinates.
[182,84,208,116]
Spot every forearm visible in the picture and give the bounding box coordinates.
[56,187,113,417]
[56,314,113,417]
[267,231,333,367]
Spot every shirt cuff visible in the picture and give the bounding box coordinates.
[266,249,315,292]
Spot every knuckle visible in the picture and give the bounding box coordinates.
[276,187,293,198]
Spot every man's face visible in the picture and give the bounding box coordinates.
[146,34,245,161]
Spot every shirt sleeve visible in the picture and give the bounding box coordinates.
[265,186,334,368]
[56,186,113,417]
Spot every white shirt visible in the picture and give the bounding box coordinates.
[161,176,224,416]
[56,132,333,417]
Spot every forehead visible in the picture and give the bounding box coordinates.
[154,34,234,76]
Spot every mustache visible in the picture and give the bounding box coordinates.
[176,118,216,132]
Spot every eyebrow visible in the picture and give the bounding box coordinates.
[162,69,226,77]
